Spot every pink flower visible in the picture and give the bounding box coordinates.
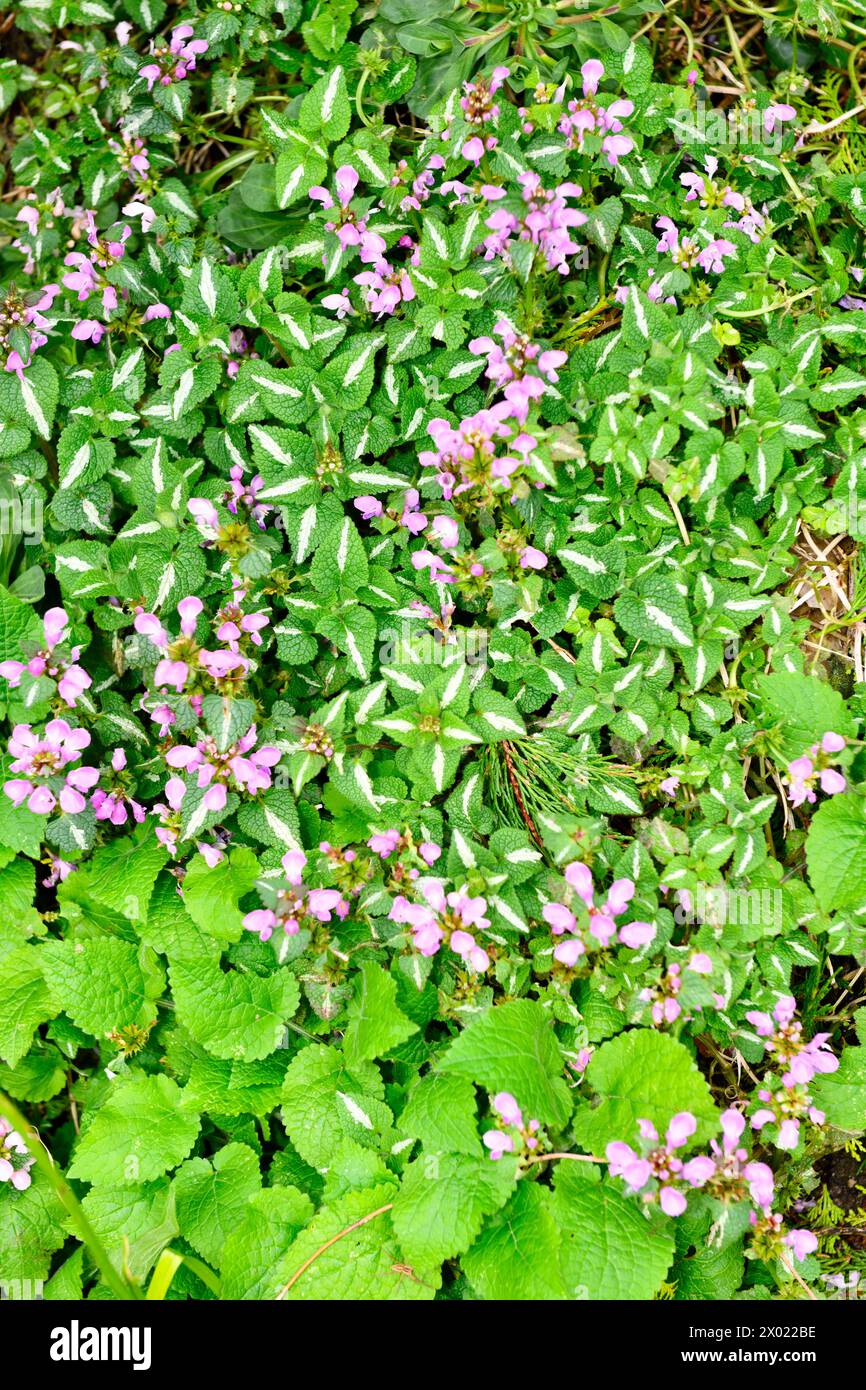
[188,497,220,532]
[282,849,307,885]
[819,768,846,795]
[450,929,489,973]
[553,937,585,967]
[354,261,415,317]
[660,1186,687,1216]
[196,842,225,868]
[564,860,594,903]
[519,546,547,570]
[483,1129,513,1159]
[696,237,736,274]
[177,595,203,636]
[688,952,713,975]
[321,288,355,318]
[785,1229,817,1261]
[4,719,99,816]
[243,908,277,942]
[581,60,604,97]
[0,1118,34,1190]
[71,319,106,344]
[493,1092,522,1127]
[368,828,400,858]
[619,920,655,949]
[430,515,460,551]
[123,200,156,234]
[353,496,383,521]
[763,103,796,134]
[601,133,634,166]
[462,136,486,167]
[140,24,208,91]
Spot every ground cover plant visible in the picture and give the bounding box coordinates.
[2,0,866,1304]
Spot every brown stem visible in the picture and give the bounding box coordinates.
[779,1250,818,1301]
[275,1203,394,1298]
[526,1151,607,1165]
[501,741,544,851]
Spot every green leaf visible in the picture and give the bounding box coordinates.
[221,1186,315,1300]
[174,1143,262,1267]
[553,1168,675,1299]
[81,1179,179,1283]
[169,956,300,1062]
[0,1048,66,1102]
[343,961,418,1064]
[573,1031,718,1152]
[0,357,59,439]
[806,794,866,913]
[276,1182,437,1300]
[69,1074,200,1186]
[0,584,41,663]
[0,946,56,1066]
[621,287,670,350]
[756,671,856,762]
[299,65,351,141]
[398,1071,482,1156]
[185,1053,290,1118]
[440,1000,572,1127]
[615,579,694,650]
[0,1179,66,1283]
[73,831,167,923]
[463,1183,567,1300]
[281,1045,393,1168]
[311,514,369,595]
[40,939,162,1038]
[275,147,328,209]
[392,1152,516,1267]
[811,1045,866,1133]
[181,848,260,943]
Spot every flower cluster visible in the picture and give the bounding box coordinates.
[606,1108,815,1260]
[390,878,491,972]
[745,995,838,1149]
[483,173,587,276]
[469,322,567,423]
[3,720,99,817]
[243,848,348,941]
[1,282,60,376]
[139,25,208,91]
[784,732,846,808]
[639,958,714,1027]
[544,861,655,967]
[558,60,635,166]
[483,1091,542,1160]
[0,606,91,709]
[163,726,280,816]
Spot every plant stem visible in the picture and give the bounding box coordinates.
[0,1090,141,1301]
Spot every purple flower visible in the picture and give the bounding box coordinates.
[785,1228,817,1261]
[368,828,400,858]
[763,103,796,134]
[353,495,383,521]
[140,24,208,91]
[354,261,415,317]
[4,718,98,815]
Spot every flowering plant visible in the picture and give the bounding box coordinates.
[1,0,866,1306]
